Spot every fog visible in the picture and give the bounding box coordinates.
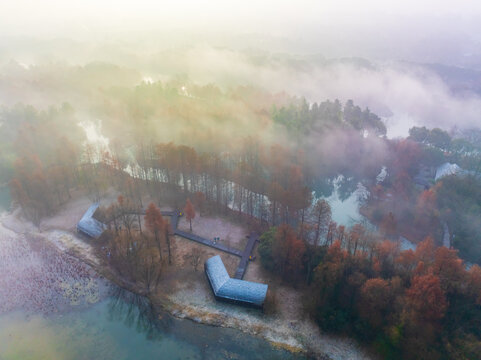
[1,1,481,137]
[3,0,481,63]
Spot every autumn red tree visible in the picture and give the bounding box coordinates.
[392,139,422,176]
[272,224,306,278]
[144,202,165,260]
[406,273,448,322]
[415,236,436,266]
[359,278,391,328]
[395,249,417,280]
[184,198,195,232]
[374,240,400,276]
[432,246,466,294]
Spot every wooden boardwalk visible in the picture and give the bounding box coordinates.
[174,229,243,257]
[234,232,259,279]
[153,208,257,279]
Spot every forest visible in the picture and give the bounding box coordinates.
[4,1,481,359]
[2,60,481,359]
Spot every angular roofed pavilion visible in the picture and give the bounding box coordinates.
[77,203,106,239]
[205,255,268,308]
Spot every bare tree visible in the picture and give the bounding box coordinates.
[184,247,205,272]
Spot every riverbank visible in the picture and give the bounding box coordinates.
[0,200,373,360]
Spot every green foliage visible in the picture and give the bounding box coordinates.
[373,334,402,360]
[272,98,386,139]
[258,227,277,272]
[258,225,306,280]
[436,175,481,263]
[421,146,446,167]
[409,126,451,149]
[344,100,386,136]
[428,128,451,149]
[316,306,350,332]
[409,126,429,143]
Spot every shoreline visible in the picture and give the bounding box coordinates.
[0,208,372,360]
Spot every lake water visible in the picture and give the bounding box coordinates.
[0,186,11,212]
[314,175,370,227]
[0,288,306,360]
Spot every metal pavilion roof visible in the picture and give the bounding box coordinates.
[205,255,268,307]
[77,203,106,239]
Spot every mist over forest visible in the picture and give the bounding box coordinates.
[1,2,481,360]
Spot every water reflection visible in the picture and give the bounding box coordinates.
[107,287,169,341]
[313,175,370,226]
[336,176,358,202]
[104,287,307,360]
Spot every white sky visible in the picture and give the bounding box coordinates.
[2,0,480,37]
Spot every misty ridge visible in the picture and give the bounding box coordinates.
[1,38,481,140]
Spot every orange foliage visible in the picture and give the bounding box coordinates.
[359,278,390,327]
[144,202,165,234]
[432,246,466,293]
[184,198,196,231]
[395,249,417,277]
[327,240,347,263]
[406,273,448,322]
[415,236,436,265]
[417,189,437,215]
[274,224,306,277]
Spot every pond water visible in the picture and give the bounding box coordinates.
[0,186,11,212]
[0,287,305,360]
[314,175,370,227]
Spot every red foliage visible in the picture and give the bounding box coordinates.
[117,195,124,207]
[416,189,437,217]
[432,246,466,293]
[406,273,448,321]
[360,278,390,316]
[184,198,196,231]
[415,236,436,265]
[327,240,347,263]
[377,240,400,262]
[144,202,165,234]
[395,249,417,277]
[274,225,306,277]
[392,139,421,176]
